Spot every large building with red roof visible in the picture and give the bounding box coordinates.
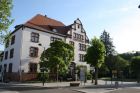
[0,14,89,81]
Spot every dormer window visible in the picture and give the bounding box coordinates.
[78,24,80,28]
[53,29,57,32]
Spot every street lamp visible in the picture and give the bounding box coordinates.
[38,43,46,86]
[57,64,59,87]
[90,66,95,83]
[40,67,47,86]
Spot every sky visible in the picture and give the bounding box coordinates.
[1,0,140,53]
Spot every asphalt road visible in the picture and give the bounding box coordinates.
[108,88,140,93]
[0,83,140,93]
[0,84,81,93]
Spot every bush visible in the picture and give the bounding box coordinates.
[86,71,92,80]
[37,72,48,82]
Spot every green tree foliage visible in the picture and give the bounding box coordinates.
[100,30,116,77]
[131,56,140,82]
[100,30,115,56]
[119,51,140,62]
[0,0,13,44]
[119,51,140,79]
[40,40,74,77]
[85,37,105,85]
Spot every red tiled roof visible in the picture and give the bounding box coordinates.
[24,14,71,35]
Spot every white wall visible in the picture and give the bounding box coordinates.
[1,19,90,73]
[20,28,65,72]
[1,28,23,72]
[66,19,90,69]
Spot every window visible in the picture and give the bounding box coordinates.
[0,65,2,72]
[11,35,15,45]
[50,37,62,43]
[10,48,14,58]
[8,63,12,73]
[4,64,7,72]
[4,51,8,60]
[69,41,74,46]
[79,43,86,51]
[73,32,84,42]
[5,40,9,48]
[73,33,76,38]
[29,63,37,73]
[78,24,80,28]
[79,54,85,62]
[30,47,38,57]
[0,52,4,61]
[31,32,39,43]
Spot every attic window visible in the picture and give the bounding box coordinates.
[53,29,57,32]
[78,24,80,28]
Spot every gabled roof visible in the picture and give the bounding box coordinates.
[23,14,71,36]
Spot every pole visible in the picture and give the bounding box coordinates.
[43,70,45,86]
[57,65,59,87]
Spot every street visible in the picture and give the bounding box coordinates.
[108,88,140,93]
[0,81,140,93]
[0,83,81,93]
[0,84,77,93]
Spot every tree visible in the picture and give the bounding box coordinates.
[100,30,116,78]
[40,40,74,80]
[85,37,105,85]
[100,30,115,56]
[131,56,140,82]
[0,0,13,44]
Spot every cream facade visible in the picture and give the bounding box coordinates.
[0,14,89,81]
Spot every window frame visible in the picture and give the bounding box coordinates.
[31,32,39,43]
[10,48,14,58]
[8,63,13,73]
[29,63,37,73]
[4,51,8,60]
[29,47,38,57]
[79,54,85,62]
[11,35,15,45]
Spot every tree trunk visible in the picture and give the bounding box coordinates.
[110,69,112,84]
[91,73,94,83]
[95,67,98,85]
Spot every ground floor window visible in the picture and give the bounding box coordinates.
[8,63,13,73]
[29,63,37,73]
[4,64,7,72]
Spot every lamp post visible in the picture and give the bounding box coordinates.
[57,64,59,87]
[40,67,47,86]
[38,43,46,86]
[90,66,94,83]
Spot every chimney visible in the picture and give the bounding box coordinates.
[44,15,47,17]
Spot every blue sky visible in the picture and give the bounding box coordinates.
[2,0,140,53]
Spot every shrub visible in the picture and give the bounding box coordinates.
[37,72,48,82]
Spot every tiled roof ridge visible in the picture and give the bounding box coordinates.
[25,14,65,26]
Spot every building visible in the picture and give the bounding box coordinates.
[0,14,89,81]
